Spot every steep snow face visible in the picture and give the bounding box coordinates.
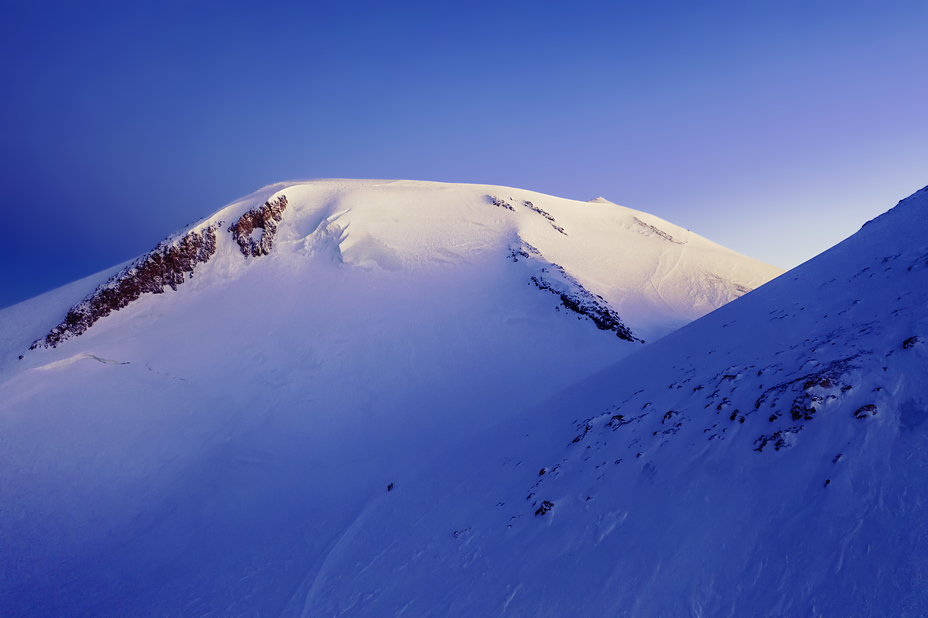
[303,185,928,616]
[0,179,780,616]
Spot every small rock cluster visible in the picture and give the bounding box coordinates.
[531,271,640,342]
[507,240,640,342]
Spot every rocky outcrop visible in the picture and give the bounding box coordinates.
[509,240,641,343]
[31,194,291,349]
[31,224,220,349]
[228,195,288,258]
[523,200,567,235]
[532,270,640,342]
[489,195,515,212]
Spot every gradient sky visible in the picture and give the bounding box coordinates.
[1,0,926,308]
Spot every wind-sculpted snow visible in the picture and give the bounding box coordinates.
[296,185,928,617]
[30,224,220,349]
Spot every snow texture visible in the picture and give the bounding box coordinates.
[0,179,791,616]
[300,184,928,617]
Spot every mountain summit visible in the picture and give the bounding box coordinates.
[0,179,782,615]
[21,179,778,353]
[302,184,928,616]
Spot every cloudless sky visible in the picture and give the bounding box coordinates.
[1,0,926,308]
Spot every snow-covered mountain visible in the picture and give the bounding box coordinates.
[300,184,928,617]
[0,179,780,616]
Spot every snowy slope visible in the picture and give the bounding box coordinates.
[0,180,779,616]
[302,185,928,617]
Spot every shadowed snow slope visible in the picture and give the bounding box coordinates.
[0,180,781,616]
[300,185,928,617]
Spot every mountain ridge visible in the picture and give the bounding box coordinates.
[299,183,928,616]
[0,178,799,616]
[11,179,782,358]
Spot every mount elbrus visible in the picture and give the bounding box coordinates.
[17,178,917,617]
[301,184,928,617]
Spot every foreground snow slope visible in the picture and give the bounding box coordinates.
[0,180,778,616]
[303,185,928,617]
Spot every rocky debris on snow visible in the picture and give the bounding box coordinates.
[903,336,919,349]
[31,224,220,349]
[488,196,567,234]
[507,241,542,263]
[531,270,640,342]
[229,195,288,258]
[522,200,555,222]
[754,426,803,452]
[523,200,567,235]
[853,404,878,419]
[489,195,515,211]
[534,500,554,516]
[753,356,858,417]
[507,240,640,342]
[633,217,685,245]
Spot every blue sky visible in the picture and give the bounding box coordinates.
[1,0,926,308]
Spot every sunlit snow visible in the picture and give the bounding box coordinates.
[19,178,915,617]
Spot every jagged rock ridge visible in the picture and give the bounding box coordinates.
[229,195,288,257]
[31,224,221,349]
[31,194,290,348]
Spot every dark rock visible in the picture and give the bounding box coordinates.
[522,200,567,235]
[854,404,877,419]
[535,500,554,516]
[535,273,639,341]
[32,223,220,349]
[509,240,640,342]
[754,426,802,452]
[903,336,919,349]
[228,195,288,258]
[488,195,515,211]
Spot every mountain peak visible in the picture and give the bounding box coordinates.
[0,178,787,616]
[18,180,781,352]
[299,182,928,616]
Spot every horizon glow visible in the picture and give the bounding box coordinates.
[1,1,926,308]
